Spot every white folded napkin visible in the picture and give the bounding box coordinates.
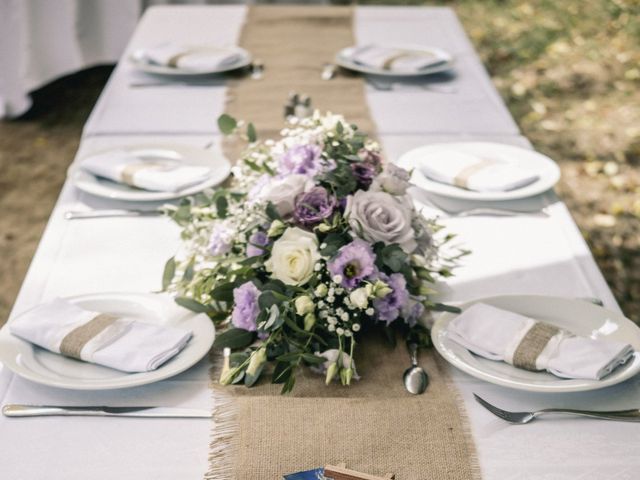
[447,303,634,380]
[10,298,193,372]
[81,150,211,192]
[350,44,446,72]
[420,150,540,192]
[135,43,241,71]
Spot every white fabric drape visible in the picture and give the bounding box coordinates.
[0,0,267,119]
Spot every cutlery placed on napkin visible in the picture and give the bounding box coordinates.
[10,298,192,373]
[349,44,447,72]
[420,150,540,192]
[447,303,634,380]
[133,43,241,71]
[81,150,211,192]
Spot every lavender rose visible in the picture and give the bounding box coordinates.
[370,163,411,195]
[345,190,417,253]
[259,174,310,217]
[373,272,409,325]
[293,186,336,227]
[231,281,261,331]
[327,239,376,289]
[279,144,322,176]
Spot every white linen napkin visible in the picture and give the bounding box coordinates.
[350,44,446,72]
[10,298,193,372]
[447,303,635,380]
[81,150,211,192]
[420,150,539,192]
[135,43,241,71]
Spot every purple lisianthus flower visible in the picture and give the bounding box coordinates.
[351,148,382,189]
[327,239,376,289]
[373,272,409,325]
[208,223,233,256]
[293,187,336,227]
[402,297,425,327]
[231,281,261,331]
[279,144,322,176]
[351,162,378,189]
[246,230,269,257]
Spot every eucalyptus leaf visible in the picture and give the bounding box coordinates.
[247,122,257,143]
[213,328,257,350]
[272,362,292,384]
[210,282,236,303]
[218,114,237,134]
[162,257,176,290]
[175,297,210,313]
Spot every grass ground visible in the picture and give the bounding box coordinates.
[0,0,638,323]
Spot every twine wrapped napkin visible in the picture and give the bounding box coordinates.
[420,150,539,192]
[447,303,634,380]
[10,298,192,372]
[349,44,447,72]
[133,43,242,71]
[81,150,211,192]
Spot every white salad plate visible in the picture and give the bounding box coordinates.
[335,44,454,77]
[432,295,640,393]
[129,45,251,76]
[398,142,561,202]
[68,144,231,202]
[0,293,215,390]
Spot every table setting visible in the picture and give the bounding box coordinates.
[2,4,639,480]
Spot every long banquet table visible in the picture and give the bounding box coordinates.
[2,6,640,480]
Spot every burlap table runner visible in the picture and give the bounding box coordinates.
[207,6,481,480]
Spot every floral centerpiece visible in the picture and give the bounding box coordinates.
[162,111,464,393]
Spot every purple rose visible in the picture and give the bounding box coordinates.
[231,282,261,331]
[373,272,409,325]
[293,187,336,227]
[246,231,269,257]
[279,144,322,176]
[327,239,376,289]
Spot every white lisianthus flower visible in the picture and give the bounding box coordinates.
[345,190,417,253]
[259,174,310,217]
[349,286,371,309]
[294,295,315,316]
[314,349,360,382]
[370,163,412,195]
[265,227,321,286]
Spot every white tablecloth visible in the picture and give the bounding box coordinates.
[2,6,638,480]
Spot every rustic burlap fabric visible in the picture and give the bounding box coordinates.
[207,6,481,480]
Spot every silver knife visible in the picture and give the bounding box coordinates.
[2,404,211,418]
[64,209,163,220]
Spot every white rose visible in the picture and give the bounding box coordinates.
[265,227,321,286]
[345,190,417,253]
[260,174,310,217]
[370,163,411,195]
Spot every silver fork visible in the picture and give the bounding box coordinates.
[473,394,640,424]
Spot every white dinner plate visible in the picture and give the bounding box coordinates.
[335,44,454,77]
[397,142,561,201]
[129,45,251,76]
[68,144,231,202]
[432,295,640,393]
[0,293,215,390]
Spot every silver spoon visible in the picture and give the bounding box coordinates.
[403,343,429,394]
